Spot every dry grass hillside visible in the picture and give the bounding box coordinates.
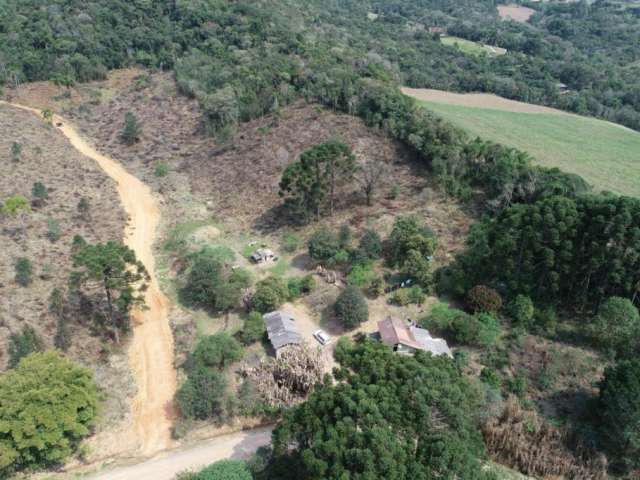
[0,104,126,366]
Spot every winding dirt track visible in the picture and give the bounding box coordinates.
[1,101,177,457]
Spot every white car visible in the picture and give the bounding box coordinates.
[313,329,331,346]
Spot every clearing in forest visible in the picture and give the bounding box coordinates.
[497,4,536,23]
[441,36,506,57]
[402,87,640,197]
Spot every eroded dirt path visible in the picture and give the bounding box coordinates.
[1,101,177,457]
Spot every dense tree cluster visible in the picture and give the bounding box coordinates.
[267,338,494,480]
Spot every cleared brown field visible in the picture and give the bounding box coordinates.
[497,4,536,23]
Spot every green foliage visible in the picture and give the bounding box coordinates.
[389,286,425,306]
[388,216,437,268]
[177,363,227,421]
[358,229,382,260]
[533,305,557,335]
[307,227,340,262]
[480,368,502,390]
[589,296,640,355]
[121,112,141,145]
[46,217,61,242]
[191,332,244,371]
[154,162,169,177]
[507,375,528,398]
[241,311,266,345]
[252,277,288,313]
[476,313,501,347]
[72,241,149,343]
[270,339,494,480]
[508,295,535,328]
[0,352,98,476]
[451,312,481,345]
[279,140,356,222]
[8,326,43,368]
[182,248,249,312]
[466,285,503,314]
[281,232,300,253]
[10,142,21,162]
[31,181,48,200]
[338,224,352,249]
[14,257,33,286]
[346,263,374,288]
[187,459,252,480]
[286,275,315,300]
[598,358,640,473]
[2,195,30,217]
[334,285,368,329]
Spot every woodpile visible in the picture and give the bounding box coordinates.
[241,343,324,408]
[483,396,607,480]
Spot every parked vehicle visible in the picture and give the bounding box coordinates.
[313,329,331,346]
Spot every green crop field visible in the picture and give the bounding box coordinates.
[418,100,640,197]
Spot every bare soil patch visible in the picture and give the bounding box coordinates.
[402,87,569,115]
[497,4,536,23]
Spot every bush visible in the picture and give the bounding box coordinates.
[508,294,534,328]
[476,312,501,347]
[0,352,98,476]
[534,305,557,335]
[421,301,463,332]
[47,217,61,242]
[401,249,433,288]
[407,285,425,304]
[347,263,374,287]
[31,181,48,200]
[282,232,300,253]
[241,312,265,345]
[191,332,244,370]
[177,364,227,420]
[450,312,481,344]
[480,367,502,389]
[338,224,352,248]
[121,111,141,145]
[154,162,169,177]
[466,285,503,314]
[389,288,410,306]
[590,296,640,355]
[358,229,382,259]
[252,276,288,313]
[598,358,640,473]
[507,375,528,398]
[308,227,340,262]
[15,257,33,286]
[334,285,368,329]
[8,326,44,368]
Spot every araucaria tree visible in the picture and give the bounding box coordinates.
[121,111,142,145]
[279,139,355,222]
[72,241,149,343]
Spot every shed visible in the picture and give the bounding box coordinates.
[264,311,302,356]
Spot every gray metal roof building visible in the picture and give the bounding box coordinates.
[264,311,302,351]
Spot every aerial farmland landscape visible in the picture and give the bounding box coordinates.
[1,1,640,480]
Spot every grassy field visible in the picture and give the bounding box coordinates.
[417,100,640,197]
[441,36,506,57]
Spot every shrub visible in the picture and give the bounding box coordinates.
[480,367,502,389]
[121,111,141,145]
[308,227,340,262]
[2,195,30,217]
[407,285,426,304]
[508,295,534,328]
[77,197,90,216]
[31,181,48,200]
[507,375,528,398]
[389,288,410,306]
[154,162,169,177]
[338,224,352,248]
[450,313,481,344]
[476,312,501,347]
[466,285,502,314]
[177,364,227,420]
[282,232,300,253]
[286,275,315,300]
[358,229,382,259]
[241,311,265,345]
[8,326,44,368]
[598,358,640,473]
[0,352,98,476]
[534,305,557,335]
[334,285,368,329]
[421,302,465,332]
[590,296,640,355]
[252,276,288,313]
[15,257,33,286]
[191,332,244,370]
[47,217,61,242]
[347,263,374,287]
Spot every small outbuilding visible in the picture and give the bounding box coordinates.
[377,316,452,357]
[250,248,276,263]
[264,311,302,356]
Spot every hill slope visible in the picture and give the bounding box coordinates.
[404,88,640,197]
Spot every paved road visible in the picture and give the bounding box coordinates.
[88,427,273,480]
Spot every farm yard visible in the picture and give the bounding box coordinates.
[403,87,640,197]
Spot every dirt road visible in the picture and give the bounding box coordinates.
[88,427,272,480]
[1,101,177,456]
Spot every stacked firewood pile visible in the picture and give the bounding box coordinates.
[241,343,324,408]
[483,396,607,480]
